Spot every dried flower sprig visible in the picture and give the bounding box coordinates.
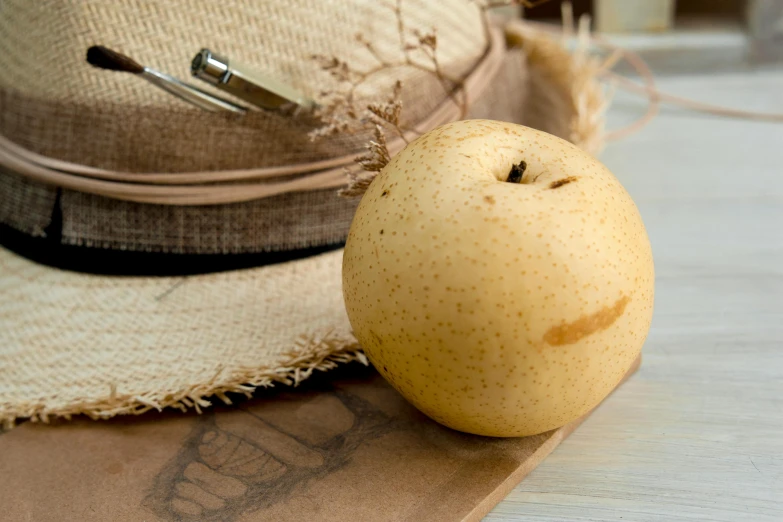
[366,80,406,143]
[310,0,459,140]
[356,125,391,173]
[310,1,468,196]
[339,125,394,197]
[314,0,553,198]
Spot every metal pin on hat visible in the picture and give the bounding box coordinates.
[190,49,317,111]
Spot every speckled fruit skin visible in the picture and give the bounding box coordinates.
[342,120,654,437]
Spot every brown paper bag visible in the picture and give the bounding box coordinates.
[0,359,639,521]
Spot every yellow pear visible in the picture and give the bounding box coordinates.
[342,119,654,437]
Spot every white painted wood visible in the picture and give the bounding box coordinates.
[605,27,749,76]
[486,70,783,521]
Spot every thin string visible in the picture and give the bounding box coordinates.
[590,33,783,139]
[603,66,783,124]
[537,12,783,141]
[595,37,661,142]
[0,133,360,184]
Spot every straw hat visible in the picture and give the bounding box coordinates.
[0,0,606,427]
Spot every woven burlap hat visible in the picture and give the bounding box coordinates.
[0,0,607,428]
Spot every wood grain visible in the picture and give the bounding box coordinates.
[487,69,783,521]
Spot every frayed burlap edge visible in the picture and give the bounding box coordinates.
[1,332,366,430]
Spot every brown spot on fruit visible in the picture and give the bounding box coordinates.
[381,190,389,197]
[484,195,495,204]
[549,176,578,189]
[543,295,631,346]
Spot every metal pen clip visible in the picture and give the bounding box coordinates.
[191,49,316,111]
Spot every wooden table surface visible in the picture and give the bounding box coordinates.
[487,69,783,520]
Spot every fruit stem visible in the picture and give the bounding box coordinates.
[506,161,527,183]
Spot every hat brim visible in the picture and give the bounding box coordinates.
[0,244,364,428]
